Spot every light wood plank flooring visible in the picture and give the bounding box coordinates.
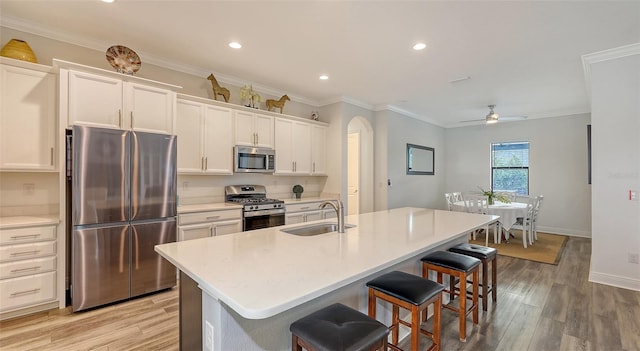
[1,237,639,351]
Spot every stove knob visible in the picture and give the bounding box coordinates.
[273,204,277,208]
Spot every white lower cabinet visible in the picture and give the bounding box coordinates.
[178,208,242,241]
[285,201,335,224]
[0,225,57,314]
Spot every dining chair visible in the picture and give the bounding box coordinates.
[530,195,543,242]
[509,196,536,248]
[464,195,496,246]
[445,192,454,211]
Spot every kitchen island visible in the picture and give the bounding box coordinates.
[155,207,498,350]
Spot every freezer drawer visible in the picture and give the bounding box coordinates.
[72,224,130,312]
[130,219,176,297]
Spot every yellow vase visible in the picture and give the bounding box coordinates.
[0,39,38,63]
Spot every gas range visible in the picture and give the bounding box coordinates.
[225,185,285,227]
[227,197,285,212]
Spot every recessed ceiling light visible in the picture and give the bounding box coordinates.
[101,0,115,2]
[413,43,426,51]
[228,42,242,49]
[319,75,329,80]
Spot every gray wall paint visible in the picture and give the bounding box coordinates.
[444,114,592,236]
[383,110,446,210]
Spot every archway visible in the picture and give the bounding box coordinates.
[347,116,374,214]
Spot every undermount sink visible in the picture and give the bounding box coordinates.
[282,223,355,236]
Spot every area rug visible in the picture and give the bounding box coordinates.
[470,231,568,265]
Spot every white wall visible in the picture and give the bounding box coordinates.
[381,110,446,210]
[588,48,640,291]
[445,114,592,237]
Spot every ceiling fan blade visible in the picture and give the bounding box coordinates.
[499,115,528,121]
[459,118,485,123]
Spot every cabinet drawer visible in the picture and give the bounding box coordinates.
[179,209,241,225]
[0,271,56,312]
[0,257,57,279]
[286,202,325,213]
[0,226,56,245]
[0,241,56,263]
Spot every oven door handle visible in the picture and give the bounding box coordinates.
[243,209,286,217]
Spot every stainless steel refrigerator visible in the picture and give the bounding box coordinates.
[70,125,177,312]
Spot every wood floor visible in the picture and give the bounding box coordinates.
[1,236,639,351]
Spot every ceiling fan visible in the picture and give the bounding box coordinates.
[460,105,527,124]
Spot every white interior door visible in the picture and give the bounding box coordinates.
[348,132,360,215]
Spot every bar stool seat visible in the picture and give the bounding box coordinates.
[290,303,389,351]
[367,271,444,351]
[448,243,497,311]
[421,251,481,342]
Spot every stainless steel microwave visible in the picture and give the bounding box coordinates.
[234,146,275,173]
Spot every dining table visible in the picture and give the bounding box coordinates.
[452,200,528,243]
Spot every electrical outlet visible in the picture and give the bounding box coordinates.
[183,181,190,191]
[629,253,639,264]
[205,320,214,351]
[23,183,35,195]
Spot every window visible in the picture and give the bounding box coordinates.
[491,141,529,195]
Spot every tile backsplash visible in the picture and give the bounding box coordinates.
[177,174,329,205]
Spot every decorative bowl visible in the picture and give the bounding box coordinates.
[106,45,141,75]
[0,39,37,63]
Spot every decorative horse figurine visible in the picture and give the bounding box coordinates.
[265,94,291,114]
[207,74,230,102]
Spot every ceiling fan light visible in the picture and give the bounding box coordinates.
[486,113,499,124]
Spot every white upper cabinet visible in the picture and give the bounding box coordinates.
[203,105,233,174]
[58,60,180,134]
[274,118,315,175]
[311,125,327,175]
[68,70,123,129]
[176,99,204,173]
[0,59,56,171]
[234,111,274,148]
[124,82,175,134]
[176,97,233,174]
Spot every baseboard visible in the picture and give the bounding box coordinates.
[0,301,59,321]
[589,271,640,292]
[536,226,591,238]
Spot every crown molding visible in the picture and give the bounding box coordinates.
[582,43,640,102]
[375,105,445,128]
[319,96,374,111]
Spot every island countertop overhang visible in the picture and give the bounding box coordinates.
[155,207,498,319]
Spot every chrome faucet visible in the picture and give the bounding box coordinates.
[320,199,345,233]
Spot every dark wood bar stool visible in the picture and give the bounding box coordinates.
[290,303,389,351]
[366,270,445,351]
[448,243,497,311]
[421,251,481,342]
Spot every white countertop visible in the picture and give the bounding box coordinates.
[156,207,498,319]
[177,202,242,214]
[0,215,60,229]
[177,197,334,214]
[281,197,335,204]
